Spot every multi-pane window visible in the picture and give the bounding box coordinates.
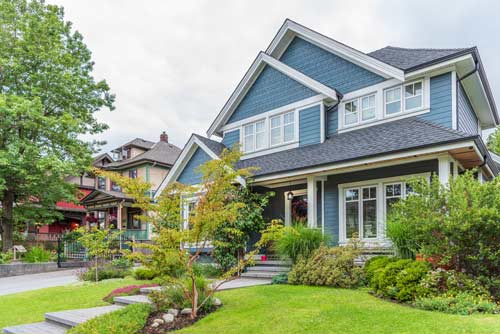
[97,176,106,190]
[385,183,403,217]
[361,95,376,121]
[129,169,137,179]
[270,111,295,146]
[110,181,121,192]
[344,186,378,239]
[344,100,358,125]
[243,120,266,153]
[182,199,198,230]
[405,81,423,111]
[385,87,402,115]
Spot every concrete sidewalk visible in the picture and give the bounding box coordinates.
[0,269,79,296]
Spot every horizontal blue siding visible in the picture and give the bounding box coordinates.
[324,160,439,245]
[299,105,321,146]
[227,65,317,124]
[457,83,478,135]
[280,37,385,94]
[419,72,452,128]
[222,129,240,149]
[326,105,338,136]
[177,148,212,185]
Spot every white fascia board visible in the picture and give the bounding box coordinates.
[251,140,478,183]
[207,52,337,138]
[266,19,405,82]
[154,136,222,199]
[261,53,339,101]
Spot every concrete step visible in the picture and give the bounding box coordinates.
[113,294,151,306]
[3,321,67,334]
[253,260,291,266]
[45,305,122,327]
[140,286,162,295]
[241,271,284,279]
[246,265,289,272]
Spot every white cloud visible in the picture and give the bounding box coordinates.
[49,0,500,152]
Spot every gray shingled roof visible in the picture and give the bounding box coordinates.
[112,138,155,152]
[106,141,181,169]
[236,117,478,177]
[193,134,225,156]
[368,46,471,72]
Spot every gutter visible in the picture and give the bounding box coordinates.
[325,92,343,139]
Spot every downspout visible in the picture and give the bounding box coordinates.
[325,92,343,139]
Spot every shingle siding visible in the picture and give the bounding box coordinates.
[222,129,240,149]
[324,159,439,245]
[280,37,386,94]
[457,83,478,135]
[419,72,452,128]
[227,65,317,124]
[299,104,321,146]
[177,148,212,185]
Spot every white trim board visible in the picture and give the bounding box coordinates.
[207,52,338,138]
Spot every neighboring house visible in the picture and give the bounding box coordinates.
[155,19,499,248]
[33,154,113,240]
[81,132,181,241]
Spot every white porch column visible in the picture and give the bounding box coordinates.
[117,202,123,230]
[438,155,451,185]
[307,176,317,228]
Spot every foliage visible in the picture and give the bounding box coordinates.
[414,292,499,315]
[0,251,13,264]
[103,147,259,319]
[193,263,223,278]
[102,284,158,303]
[149,276,215,313]
[213,187,272,271]
[276,225,327,263]
[0,0,114,252]
[386,218,417,259]
[418,269,490,298]
[133,267,159,281]
[386,171,500,287]
[62,230,83,242]
[271,273,288,285]
[22,246,54,263]
[78,265,130,282]
[288,244,364,288]
[111,257,133,269]
[487,126,500,155]
[363,256,396,284]
[76,227,122,282]
[68,303,151,334]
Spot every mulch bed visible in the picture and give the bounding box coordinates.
[141,308,217,333]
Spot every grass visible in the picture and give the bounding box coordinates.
[176,285,500,334]
[0,277,148,329]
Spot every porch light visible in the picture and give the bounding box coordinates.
[287,191,294,201]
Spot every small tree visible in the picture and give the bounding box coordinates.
[76,227,121,282]
[100,148,269,319]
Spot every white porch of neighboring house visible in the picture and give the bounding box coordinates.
[80,190,151,241]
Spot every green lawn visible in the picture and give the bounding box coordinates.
[176,285,500,334]
[0,277,147,329]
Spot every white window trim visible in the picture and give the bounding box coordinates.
[343,93,377,126]
[242,119,266,153]
[338,77,431,133]
[338,173,431,246]
[384,79,425,117]
[284,189,307,226]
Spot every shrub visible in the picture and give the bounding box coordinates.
[102,284,159,303]
[372,259,413,299]
[288,245,364,288]
[78,265,130,281]
[68,303,151,334]
[394,261,431,302]
[364,256,396,284]
[276,225,327,263]
[23,246,54,263]
[111,257,133,269]
[133,267,158,281]
[193,263,223,278]
[0,251,13,264]
[414,292,499,315]
[271,273,288,285]
[418,269,489,298]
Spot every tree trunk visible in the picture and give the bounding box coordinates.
[1,191,15,252]
[191,276,198,319]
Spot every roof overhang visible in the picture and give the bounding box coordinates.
[207,51,340,137]
[405,50,499,128]
[266,19,405,82]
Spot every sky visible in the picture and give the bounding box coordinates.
[49,0,500,153]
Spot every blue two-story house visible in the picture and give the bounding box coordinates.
[156,19,499,248]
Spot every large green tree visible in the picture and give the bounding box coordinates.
[0,0,114,251]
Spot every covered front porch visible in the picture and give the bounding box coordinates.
[80,190,150,241]
[251,147,493,248]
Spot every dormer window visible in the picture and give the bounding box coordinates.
[243,120,266,153]
[384,80,423,116]
[270,111,295,146]
[385,87,402,115]
[344,94,376,126]
[404,81,423,111]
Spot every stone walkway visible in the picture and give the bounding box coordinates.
[0,269,79,296]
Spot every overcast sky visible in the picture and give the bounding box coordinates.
[49,0,500,152]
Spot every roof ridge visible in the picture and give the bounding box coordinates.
[381,46,471,52]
